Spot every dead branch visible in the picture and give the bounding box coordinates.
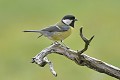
[31,27,120,79]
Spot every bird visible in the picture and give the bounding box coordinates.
[23,15,77,43]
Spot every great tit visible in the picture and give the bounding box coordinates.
[23,15,77,42]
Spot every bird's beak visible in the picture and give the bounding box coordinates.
[74,19,78,21]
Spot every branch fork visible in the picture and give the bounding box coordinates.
[31,27,120,79]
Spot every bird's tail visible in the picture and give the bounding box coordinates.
[23,30,43,38]
[23,30,41,33]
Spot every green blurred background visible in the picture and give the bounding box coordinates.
[0,0,120,80]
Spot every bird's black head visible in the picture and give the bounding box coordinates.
[62,15,77,27]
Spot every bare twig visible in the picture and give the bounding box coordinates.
[43,57,57,77]
[78,27,94,54]
[31,27,120,79]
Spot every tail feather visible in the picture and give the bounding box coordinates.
[23,30,41,33]
[37,34,43,38]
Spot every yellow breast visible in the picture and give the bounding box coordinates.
[49,27,73,41]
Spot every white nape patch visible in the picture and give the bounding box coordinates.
[62,19,73,25]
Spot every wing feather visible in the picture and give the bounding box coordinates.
[41,25,69,32]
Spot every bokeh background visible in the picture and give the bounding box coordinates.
[0,0,120,80]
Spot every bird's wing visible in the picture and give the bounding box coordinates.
[41,25,69,32]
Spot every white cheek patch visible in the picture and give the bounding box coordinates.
[62,19,73,25]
